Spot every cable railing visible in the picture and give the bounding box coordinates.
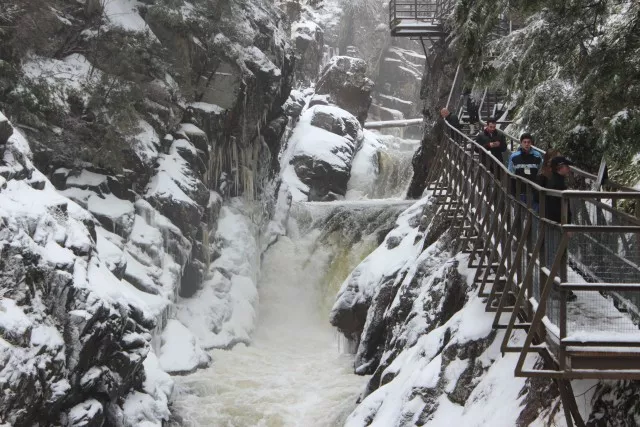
[428,116,640,380]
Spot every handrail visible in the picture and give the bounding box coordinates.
[442,119,640,201]
[434,80,640,391]
[364,118,423,129]
[446,63,461,109]
[476,90,639,193]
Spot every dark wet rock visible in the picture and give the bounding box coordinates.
[51,168,69,190]
[0,114,13,146]
[262,114,289,175]
[586,381,640,427]
[145,193,202,240]
[180,258,206,298]
[292,155,347,201]
[386,235,403,249]
[293,21,324,85]
[316,56,374,124]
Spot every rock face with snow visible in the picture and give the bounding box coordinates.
[330,199,435,342]
[292,20,325,85]
[316,56,374,124]
[333,188,640,426]
[331,197,562,426]
[0,120,173,426]
[407,47,458,199]
[369,46,426,137]
[0,0,299,422]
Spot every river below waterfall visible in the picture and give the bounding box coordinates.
[170,219,365,426]
[169,131,416,427]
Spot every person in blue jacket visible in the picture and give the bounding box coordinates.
[508,133,543,203]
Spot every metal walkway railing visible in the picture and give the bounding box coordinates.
[426,122,640,425]
[429,120,640,372]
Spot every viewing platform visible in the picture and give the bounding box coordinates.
[389,0,456,39]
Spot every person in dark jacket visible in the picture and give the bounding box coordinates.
[544,156,574,223]
[475,117,507,174]
[542,156,576,301]
[508,133,543,199]
[537,149,561,190]
[465,91,480,133]
[440,107,461,130]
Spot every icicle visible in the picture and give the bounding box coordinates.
[202,222,211,274]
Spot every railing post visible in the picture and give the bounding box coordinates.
[560,197,569,282]
[560,277,567,370]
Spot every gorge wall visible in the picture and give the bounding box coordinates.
[0,0,295,424]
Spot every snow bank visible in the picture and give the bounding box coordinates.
[176,199,260,349]
[158,320,211,374]
[103,0,156,36]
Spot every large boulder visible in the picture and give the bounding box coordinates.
[315,56,374,124]
[282,105,364,201]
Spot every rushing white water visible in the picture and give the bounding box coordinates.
[169,126,418,426]
[170,218,369,427]
[347,132,419,201]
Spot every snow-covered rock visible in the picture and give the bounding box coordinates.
[0,117,161,426]
[158,320,211,375]
[122,351,173,427]
[281,104,364,201]
[176,200,260,350]
[330,197,433,341]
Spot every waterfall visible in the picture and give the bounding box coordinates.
[168,119,419,427]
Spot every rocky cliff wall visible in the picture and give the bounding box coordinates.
[332,191,640,426]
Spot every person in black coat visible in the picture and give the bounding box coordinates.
[475,117,507,160]
[440,107,462,144]
[542,156,577,300]
[544,156,574,223]
[475,117,507,176]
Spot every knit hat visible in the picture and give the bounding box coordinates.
[551,156,574,168]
